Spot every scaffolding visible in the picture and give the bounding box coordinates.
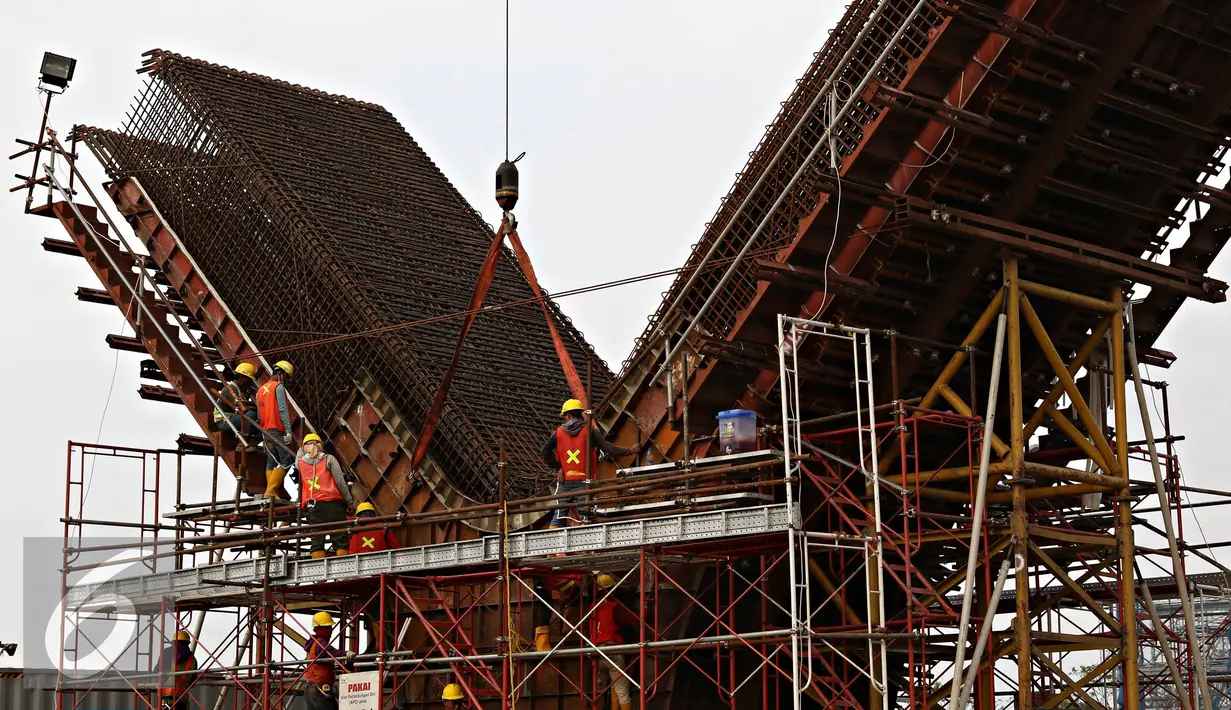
[47,309,915,710]
[51,294,1231,709]
[1137,587,1231,709]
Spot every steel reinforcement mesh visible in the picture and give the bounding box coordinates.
[82,50,612,502]
[621,0,944,372]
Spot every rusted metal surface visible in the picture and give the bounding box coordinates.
[593,2,1231,707]
[78,50,612,502]
[603,0,1231,444]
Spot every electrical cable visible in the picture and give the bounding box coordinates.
[811,80,853,325]
[84,314,128,503]
[897,71,962,170]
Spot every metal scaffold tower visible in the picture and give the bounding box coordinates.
[47,292,906,710]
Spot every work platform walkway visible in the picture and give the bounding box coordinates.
[67,503,794,610]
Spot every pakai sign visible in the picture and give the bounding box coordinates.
[339,670,380,710]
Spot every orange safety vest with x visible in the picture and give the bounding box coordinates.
[349,526,399,554]
[298,458,343,507]
[555,425,597,481]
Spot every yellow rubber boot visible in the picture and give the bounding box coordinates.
[535,626,550,652]
[264,467,287,500]
[335,549,349,557]
[311,550,326,559]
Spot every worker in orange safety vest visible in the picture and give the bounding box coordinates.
[256,360,297,500]
[588,574,639,710]
[297,433,355,557]
[303,612,354,710]
[540,399,641,528]
[157,630,198,710]
[348,502,399,554]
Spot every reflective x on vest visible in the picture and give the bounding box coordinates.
[297,458,342,506]
[350,526,394,554]
[555,425,596,481]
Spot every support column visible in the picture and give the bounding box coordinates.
[1004,257,1031,709]
[867,532,884,710]
[1111,285,1140,709]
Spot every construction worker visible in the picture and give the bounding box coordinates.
[157,630,198,710]
[441,683,465,710]
[589,574,638,710]
[540,399,641,528]
[257,360,296,500]
[212,362,261,450]
[297,433,355,557]
[348,502,399,554]
[303,612,353,710]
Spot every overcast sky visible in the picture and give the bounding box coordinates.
[1,0,1228,670]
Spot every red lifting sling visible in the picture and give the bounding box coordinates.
[409,219,586,475]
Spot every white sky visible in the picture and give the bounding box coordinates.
[1,0,1228,670]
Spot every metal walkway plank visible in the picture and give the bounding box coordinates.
[67,504,794,609]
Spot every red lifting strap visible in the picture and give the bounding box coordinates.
[410,222,586,474]
[505,230,586,402]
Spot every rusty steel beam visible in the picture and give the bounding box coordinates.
[895,0,1174,393]
[42,236,81,256]
[105,333,148,353]
[138,384,181,404]
[75,286,114,306]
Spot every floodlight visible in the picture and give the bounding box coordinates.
[40,52,76,90]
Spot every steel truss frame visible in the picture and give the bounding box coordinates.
[841,255,1218,710]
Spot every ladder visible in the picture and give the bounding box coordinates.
[400,578,501,708]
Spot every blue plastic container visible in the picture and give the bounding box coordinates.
[717,409,758,455]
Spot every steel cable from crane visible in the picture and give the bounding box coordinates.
[505,0,510,161]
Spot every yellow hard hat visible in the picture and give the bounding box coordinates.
[174,630,191,642]
[596,574,616,589]
[312,611,334,628]
[560,398,585,416]
[442,683,465,701]
[235,362,257,381]
[273,360,295,376]
[355,501,375,514]
[303,433,323,445]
